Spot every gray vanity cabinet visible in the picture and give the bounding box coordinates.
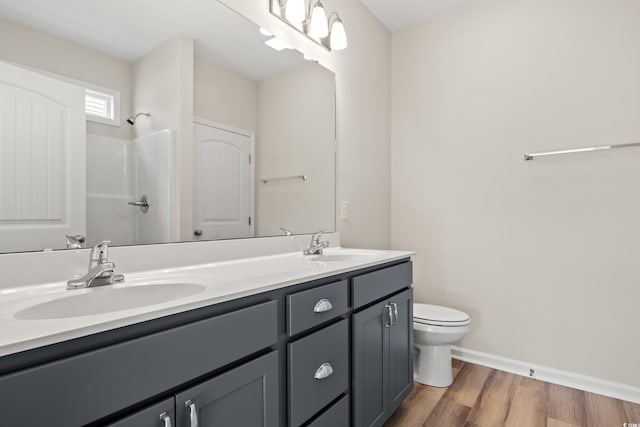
[175,351,280,427]
[1,259,414,427]
[109,351,279,427]
[108,398,175,427]
[352,288,413,427]
[387,288,414,413]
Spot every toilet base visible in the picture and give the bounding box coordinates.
[414,343,453,387]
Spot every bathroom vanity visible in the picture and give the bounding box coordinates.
[0,244,413,427]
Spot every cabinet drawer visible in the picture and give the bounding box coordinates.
[307,394,350,427]
[288,319,349,426]
[352,261,412,308]
[0,300,278,427]
[107,397,175,427]
[287,279,348,336]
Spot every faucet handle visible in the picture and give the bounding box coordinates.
[310,230,326,243]
[280,227,293,236]
[91,240,112,264]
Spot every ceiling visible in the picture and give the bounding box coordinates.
[0,0,305,81]
[360,0,473,32]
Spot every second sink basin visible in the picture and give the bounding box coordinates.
[15,283,206,320]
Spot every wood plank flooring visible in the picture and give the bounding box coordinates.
[385,360,640,427]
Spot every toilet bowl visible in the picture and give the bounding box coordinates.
[413,303,470,387]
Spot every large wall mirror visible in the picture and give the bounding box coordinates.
[0,0,336,254]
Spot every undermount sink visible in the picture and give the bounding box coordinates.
[15,283,206,320]
[307,250,385,263]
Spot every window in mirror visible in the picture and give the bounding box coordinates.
[85,87,119,126]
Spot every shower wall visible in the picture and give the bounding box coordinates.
[134,130,173,244]
[86,134,136,246]
[86,131,173,247]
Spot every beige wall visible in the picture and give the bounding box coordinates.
[133,35,194,241]
[0,16,133,140]
[194,56,257,132]
[391,0,640,386]
[257,62,335,236]
[220,0,391,248]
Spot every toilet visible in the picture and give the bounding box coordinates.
[413,303,470,387]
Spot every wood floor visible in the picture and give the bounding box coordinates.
[385,360,640,427]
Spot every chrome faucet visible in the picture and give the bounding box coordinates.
[67,240,125,289]
[65,234,86,249]
[304,230,330,256]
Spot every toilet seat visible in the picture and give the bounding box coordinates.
[413,303,470,327]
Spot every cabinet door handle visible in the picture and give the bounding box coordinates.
[159,412,172,427]
[314,362,334,380]
[384,304,392,328]
[313,298,333,313]
[185,400,199,427]
[391,302,399,325]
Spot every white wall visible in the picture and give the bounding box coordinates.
[133,35,194,242]
[0,16,133,140]
[391,0,640,387]
[256,62,336,236]
[220,0,391,249]
[194,56,258,132]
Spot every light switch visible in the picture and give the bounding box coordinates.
[341,201,349,220]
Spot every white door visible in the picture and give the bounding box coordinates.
[0,61,86,252]
[193,121,254,240]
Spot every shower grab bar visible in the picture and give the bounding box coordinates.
[524,141,640,161]
[260,174,308,183]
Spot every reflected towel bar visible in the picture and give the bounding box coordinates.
[260,175,308,183]
[524,142,640,161]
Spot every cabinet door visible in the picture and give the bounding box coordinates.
[107,398,175,427]
[388,288,414,414]
[352,299,390,427]
[175,351,279,427]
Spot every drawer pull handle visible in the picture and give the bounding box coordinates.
[185,400,199,427]
[384,304,392,328]
[159,412,172,427]
[314,362,334,380]
[313,298,333,313]
[391,302,398,325]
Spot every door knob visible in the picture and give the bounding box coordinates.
[194,229,203,237]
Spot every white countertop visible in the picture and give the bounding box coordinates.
[0,247,413,357]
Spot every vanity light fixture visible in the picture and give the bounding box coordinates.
[271,0,348,51]
[284,0,306,22]
[328,13,347,50]
[308,1,329,38]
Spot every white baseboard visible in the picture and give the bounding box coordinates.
[450,346,640,404]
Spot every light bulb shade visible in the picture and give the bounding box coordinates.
[285,0,306,23]
[308,2,329,38]
[330,18,347,50]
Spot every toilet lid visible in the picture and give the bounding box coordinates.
[413,303,470,326]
